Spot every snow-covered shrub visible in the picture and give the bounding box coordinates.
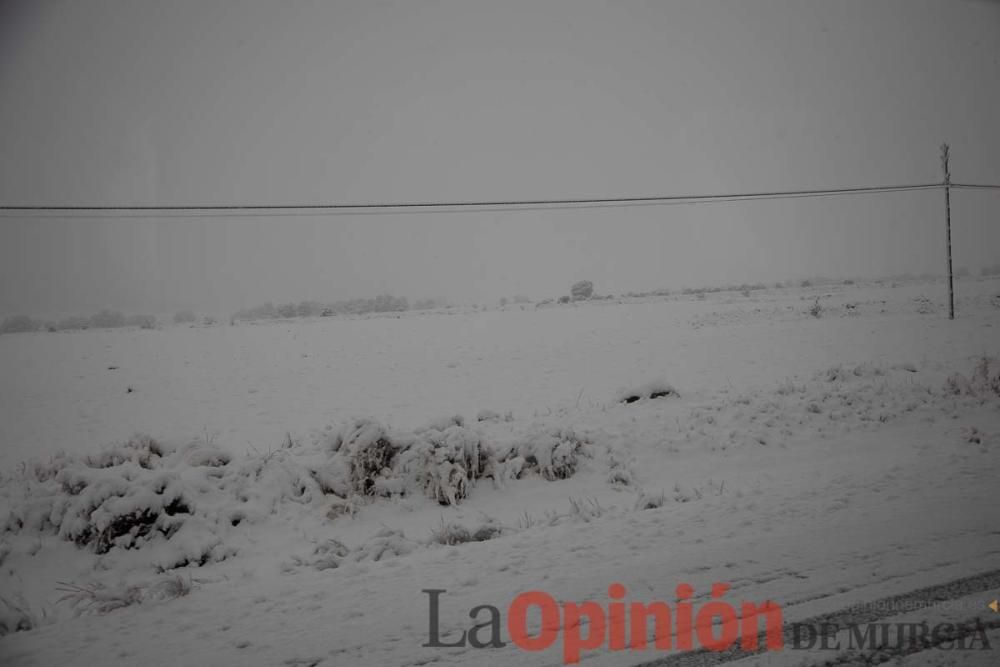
[490,456,525,488]
[184,445,231,468]
[227,445,340,513]
[606,458,633,487]
[672,482,702,503]
[824,365,847,382]
[430,521,473,545]
[476,408,500,422]
[0,592,36,635]
[320,417,595,506]
[476,409,512,423]
[823,363,886,382]
[506,426,589,481]
[17,452,74,483]
[308,538,350,571]
[324,497,355,520]
[333,418,402,497]
[775,379,802,396]
[84,434,167,470]
[469,517,503,542]
[946,357,1000,398]
[3,438,243,568]
[397,425,492,505]
[45,465,193,553]
[960,426,984,445]
[352,528,417,562]
[430,516,501,545]
[308,457,352,499]
[2,429,367,575]
[148,524,231,571]
[618,379,677,404]
[571,280,594,300]
[145,574,193,601]
[853,363,885,378]
[634,491,666,511]
[56,580,143,615]
[477,409,500,423]
[173,310,197,324]
[298,529,424,570]
[56,574,191,616]
[913,296,935,314]
[946,373,972,396]
[970,356,1000,396]
[567,497,604,522]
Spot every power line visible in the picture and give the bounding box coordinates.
[952,182,1000,191]
[0,185,948,218]
[0,182,949,217]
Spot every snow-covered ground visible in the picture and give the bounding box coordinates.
[2,277,999,666]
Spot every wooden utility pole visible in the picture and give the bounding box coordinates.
[941,143,954,320]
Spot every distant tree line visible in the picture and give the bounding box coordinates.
[0,309,160,335]
[232,294,446,322]
[0,295,453,334]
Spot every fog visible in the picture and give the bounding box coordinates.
[1,0,999,317]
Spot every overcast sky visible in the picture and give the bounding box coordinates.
[1,0,999,317]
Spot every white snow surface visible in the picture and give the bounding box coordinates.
[1,277,999,666]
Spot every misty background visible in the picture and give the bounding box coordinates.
[1,0,999,318]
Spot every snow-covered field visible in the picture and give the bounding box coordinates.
[2,278,999,666]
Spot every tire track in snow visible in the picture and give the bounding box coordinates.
[633,568,1000,666]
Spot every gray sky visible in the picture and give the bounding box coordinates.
[1,0,999,316]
